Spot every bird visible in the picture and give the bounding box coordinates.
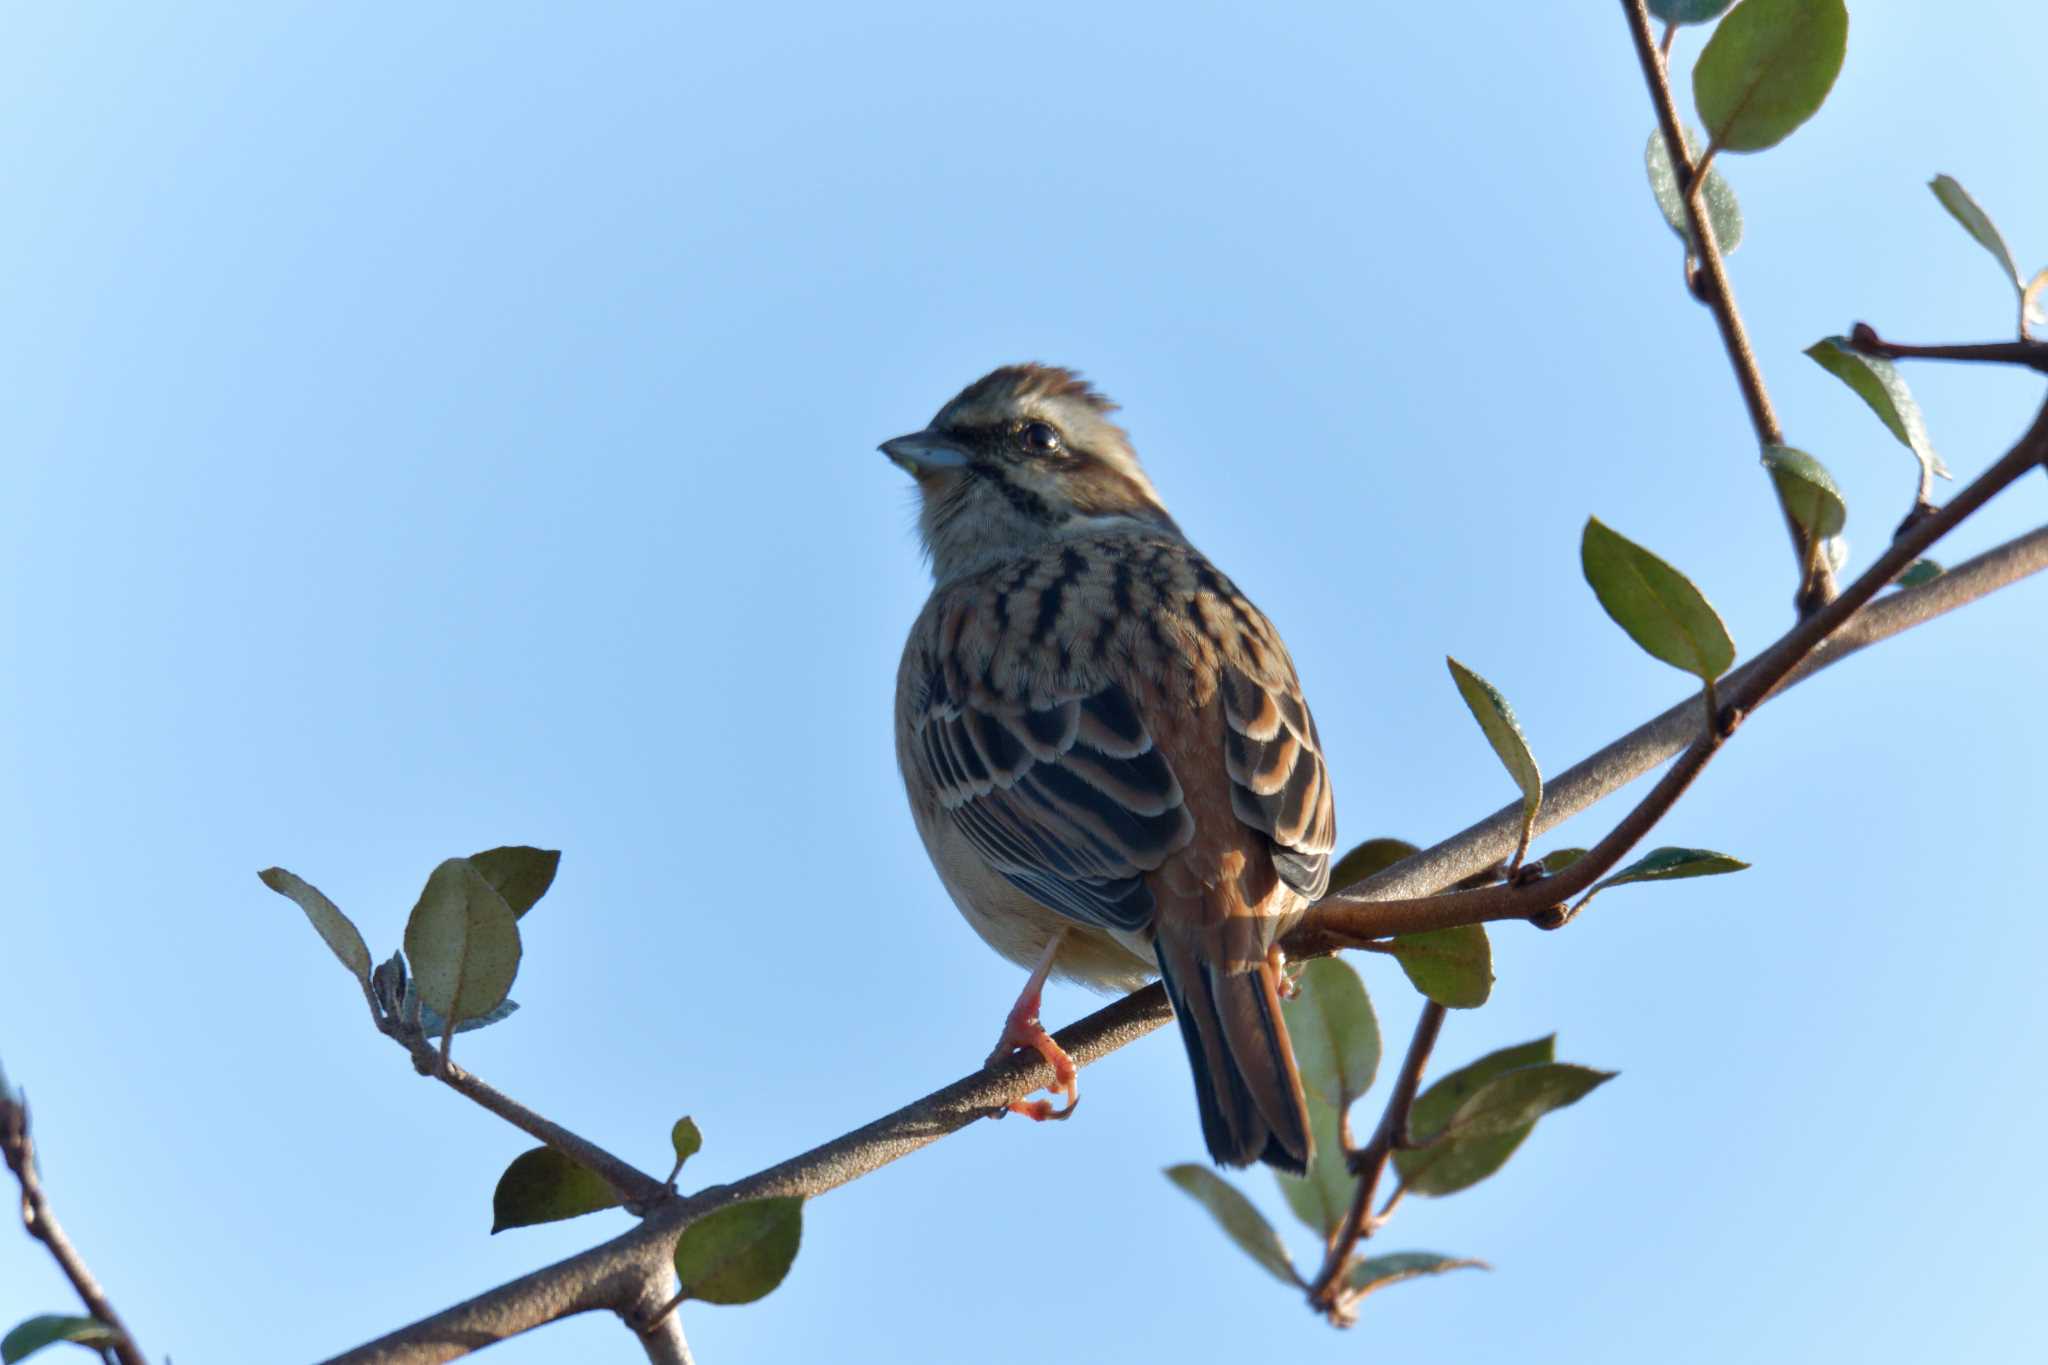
[882,364,1337,1172]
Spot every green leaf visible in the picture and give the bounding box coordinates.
[2,1316,116,1364]
[672,1116,703,1169]
[2025,269,2048,332]
[1394,1036,1554,1197]
[1385,927,1494,1009]
[1281,958,1380,1110]
[1345,1251,1490,1298]
[1326,837,1420,892]
[491,1146,623,1232]
[1929,174,2023,290]
[1445,657,1541,863]
[467,846,561,920]
[1692,0,1848,153]
[1645,126,1743,254]
[403,858,522,1027]
[673,1197,804,1305]
[1581,518,1736,682]
[1894,559,1943,589]
[1761,446,1848,541]
[1593,846,1750,896]
[1539,847,1588,874]
[1804,337,1950,485]
[1432,1063,1615,1143]
[258,867,372,987]
[1274,1093,1352,1238]
[1165,1165,1301,1287]
[1650,0,1737,22]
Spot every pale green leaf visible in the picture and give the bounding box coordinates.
[1804,337,1950,484]
[491,1147,622,1232]
[403,858,522,1026]
[1345,1251,1490,1298]
[467,846,561,920]
[673,1197,805,1305]
[1645,125,1744,253]
[1433,1063,1615,1143]
[1693,0,1848,153]
[1894,559,1943,588]
[1649,0,1736,22]
[2,1316,116,1364]
[1929,174,2023,289]
[1593,846,1750,895]
[1385,927,1493,1009]
[1275,1093,1353,1238]
[1281,958,1380,1110]
[1761,446,1848,541]
[1582,518,1736,682]
[1446,657,1542,865]
[1166,1165,1301,1287]
[258,867,372,987]
[672,1116,703,1168]
[1394,1037,1554,1197]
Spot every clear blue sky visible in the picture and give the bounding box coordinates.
[3,4,2044,1362]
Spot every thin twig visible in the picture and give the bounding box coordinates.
[1622,0,1835,611]
[1848,323,2048,375]
[1305,1003,1447,1324]
[1,1094,150,1365]
[376,1017,667,1207]
[321,459,2048,1363]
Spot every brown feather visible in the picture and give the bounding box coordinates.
[890,368,1335,1169]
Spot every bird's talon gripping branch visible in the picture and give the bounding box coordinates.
[984,933,1080,1121]
[987,1021,1080,1122]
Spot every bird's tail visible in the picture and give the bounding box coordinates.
[1155,927,1312,1174]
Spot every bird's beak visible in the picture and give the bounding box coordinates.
[879,430,970,476]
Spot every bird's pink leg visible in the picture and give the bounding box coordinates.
[986,933,1079,1121]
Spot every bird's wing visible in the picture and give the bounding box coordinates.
[907,665,1196,933]
[1216,658,1337,900]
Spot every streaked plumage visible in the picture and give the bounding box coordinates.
[885,364,1336,1171]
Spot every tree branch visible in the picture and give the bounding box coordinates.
[319,401,2048,1358]
[2,1092,149,1365]
[1305,1002,1447,1324]
[1621,0,1836,610]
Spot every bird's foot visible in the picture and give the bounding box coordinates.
[986,982,1079,1121]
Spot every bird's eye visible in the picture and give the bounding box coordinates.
[1021,421,1063,456]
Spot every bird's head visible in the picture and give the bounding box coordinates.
[880,364,1180,583]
